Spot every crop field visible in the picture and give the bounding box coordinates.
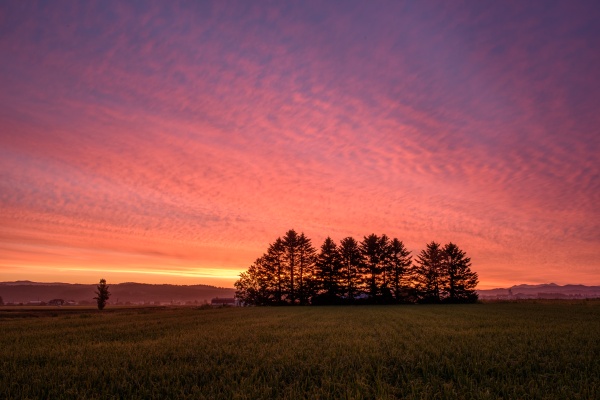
[1,302,599,399]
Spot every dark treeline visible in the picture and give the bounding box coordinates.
[235,229,478,305]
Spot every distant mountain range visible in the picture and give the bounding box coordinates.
[1,281,598,305]
[0,281,235,305]
[477,283,600,299]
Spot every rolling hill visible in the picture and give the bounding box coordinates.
[0,281,235,305]
[477,283,600,299]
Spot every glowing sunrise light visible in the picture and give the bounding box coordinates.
[0,1,598,288]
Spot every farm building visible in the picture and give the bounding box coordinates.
[210,297,238,307]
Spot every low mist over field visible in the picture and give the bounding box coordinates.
[2,281,599,306]
[0,281,234,305]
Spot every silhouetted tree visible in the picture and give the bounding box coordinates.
[235,256,275,305]
[296,233,317,305]
[94,279,110,310]
[235,230,479,306]
[378,234,393,302]
[282,230,300,304]
[0,295,3,306]
[441,242,478,303]
[235,230,315,306]
[359,234,390,300]
[314,237,343,303]
[266,238,286,304]
[413,242,443,303]
[339,237,362,301]
[389,238,412,302]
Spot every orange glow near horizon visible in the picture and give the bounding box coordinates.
[0,2,598,290]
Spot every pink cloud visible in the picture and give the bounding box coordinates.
[0,1,598,287]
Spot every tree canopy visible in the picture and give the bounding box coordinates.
[235,230,478,305]
[93,279,111,310]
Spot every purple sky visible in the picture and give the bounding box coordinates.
[0,1,599,288]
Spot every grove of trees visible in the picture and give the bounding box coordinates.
[235,229,478,305]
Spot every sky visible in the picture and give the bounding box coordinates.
[0,1,598,289]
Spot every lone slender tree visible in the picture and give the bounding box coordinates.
[94,279,111,310]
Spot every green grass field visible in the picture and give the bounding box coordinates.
[1,302,599,399]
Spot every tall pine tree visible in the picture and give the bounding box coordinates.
[378,235,393,301]
[389,238,412,303]
[282,230,300,304]
[339,236,362,301]
[266,238,286,304]
[235,256,275,305]
[296,233,317,305]
[315,237,343,303]
[441,242,478,303]
[412,241,443,303]
[359,234,387,300]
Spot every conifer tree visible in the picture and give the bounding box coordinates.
[339,237,362,301]
[412,242,443,303]
[282,230,300,304]
[235,231,316,306]
[266,238,286,304]
[360,234,387,300]
[441,242,478,303]
[315,237,343,302]
[389,238,412,302]
[296,233,317,305]
[235,256,276,305]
